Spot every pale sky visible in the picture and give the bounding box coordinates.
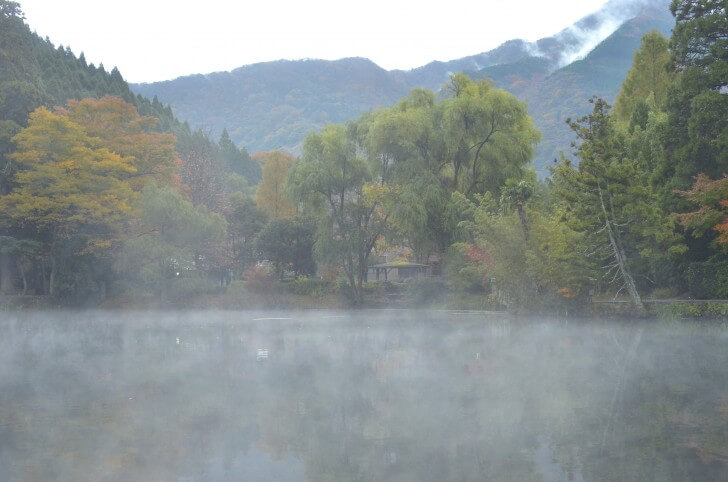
[19,0,610,84]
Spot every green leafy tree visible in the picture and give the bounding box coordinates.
[115,182,226,298]
[669,0,727,91]
[0,235,40,294]
[289,124,385,303]
[359,89,455,259]
[254,218,316,279]
[441,74,540,195]
[226,193,268,277]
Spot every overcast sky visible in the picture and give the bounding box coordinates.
[19,0,610,84]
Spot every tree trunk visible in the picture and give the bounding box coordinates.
[40,258,48,295]
[598,187,644,312]
[16,258,27,295]
[516,203,529,240]
[48,253,56,297]
[0,252,13,294]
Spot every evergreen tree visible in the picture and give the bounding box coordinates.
[553,98,684,309]
[613,31,672,124]
[655,0,728,208]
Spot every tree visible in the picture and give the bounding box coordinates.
[440,74,540,195]
[289,124,385,303]
[669,0,727,91]
[359,79,540,260]
[500,178,534,240]
[255,151,296,219]
[0,1,22,18]
[553,98,684,311]
[0,235,40,294]
[115,182,226,297]
[226,193,267,276]
[0,107,136,295]
[675,174,728,247]
[177,129,225,211]
[452,189,593,308]
[219,129,260,183]
[63,96,178,188]
[254,218,316,279]
[613,31,673,125]
[360,89,455,259]
[655,0,728,208]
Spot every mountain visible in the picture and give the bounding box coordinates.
[131,0,674,173]
[478,0,676,169]
[135,58,409,155]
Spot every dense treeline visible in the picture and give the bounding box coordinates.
[284,0,727,309]
[0,0,725,311]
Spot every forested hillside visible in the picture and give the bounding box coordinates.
[0,3,260,186]
[134,58,410,156]
[132,0,673,173]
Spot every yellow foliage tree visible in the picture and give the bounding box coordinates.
[63,96,178,188]
[254,151,296,219]
[0,107,137,294]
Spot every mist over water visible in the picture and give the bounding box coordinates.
[1,311,727,481]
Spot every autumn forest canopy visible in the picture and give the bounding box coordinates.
[0,0,726,312]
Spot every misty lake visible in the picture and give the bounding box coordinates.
[1,311,727,481]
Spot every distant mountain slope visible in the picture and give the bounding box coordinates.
[131,0,674,173]
[133,58,410,154]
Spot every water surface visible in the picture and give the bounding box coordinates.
[1,311,727,481]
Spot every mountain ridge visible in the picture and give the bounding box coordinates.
[131,0,674,172]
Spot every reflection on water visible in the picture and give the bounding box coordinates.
[0,311,727,481]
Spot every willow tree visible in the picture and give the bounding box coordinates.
[360,78,540,259]
[360,89,454,259]
[440,74,540,196]
[288,124,386,303]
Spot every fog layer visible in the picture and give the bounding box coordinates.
[1,311,726,481]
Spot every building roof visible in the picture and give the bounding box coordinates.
[370,262,429,269]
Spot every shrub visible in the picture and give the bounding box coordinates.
[226,280,248,295]
[289,277,331,297]
[686,260,728,299]
[244,265,278,293]
[407,278,448,305]
[167,277,217,302]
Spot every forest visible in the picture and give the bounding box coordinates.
[0,0,726,314]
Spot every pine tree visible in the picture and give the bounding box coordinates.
[554,98,684,310]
